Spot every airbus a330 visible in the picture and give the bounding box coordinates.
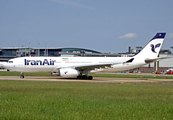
[0,33,167,80]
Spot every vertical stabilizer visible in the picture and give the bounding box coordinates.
[133,33,166,59]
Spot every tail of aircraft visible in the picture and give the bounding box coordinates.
[133,33,166,61]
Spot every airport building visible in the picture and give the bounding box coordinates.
[0,47,122,61]
[0,47,173,73]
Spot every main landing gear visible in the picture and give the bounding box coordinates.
[20,72,24,79]
[77,75,93,80]
[77,70,93,80]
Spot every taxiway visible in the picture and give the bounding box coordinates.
[0,76,173,83]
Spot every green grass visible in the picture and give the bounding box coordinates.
[0,80,173,119]
[1,71,173,79]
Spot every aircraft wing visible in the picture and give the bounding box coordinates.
[74,62,123,71]
[145,57,171,63]
[74,58,135,70]
[53,58,134,72]
[53,62,123,72]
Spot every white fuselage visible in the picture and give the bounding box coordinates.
[2,56,146,73]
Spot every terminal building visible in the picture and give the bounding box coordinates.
[0,47,173,73]
[0,47,122,61]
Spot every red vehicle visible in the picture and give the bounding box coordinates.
[155,71,161,74]
[167,71,173,74]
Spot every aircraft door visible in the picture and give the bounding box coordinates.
[18,60,23,66]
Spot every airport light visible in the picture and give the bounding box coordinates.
[29,42,31,57]
[25,39,26,57]
[38,43,40,56]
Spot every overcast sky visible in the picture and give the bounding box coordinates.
[0,0,173,53]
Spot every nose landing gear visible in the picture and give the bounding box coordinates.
[20,72,24,79]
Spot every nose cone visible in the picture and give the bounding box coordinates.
[0,62,8,69]
[0,62,4,68]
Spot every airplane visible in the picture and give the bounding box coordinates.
[0,33,167,80]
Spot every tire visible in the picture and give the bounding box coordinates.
[77,76,82,79]
[20,75,24,79]
[82,75,87,79]
[88,76,93,80]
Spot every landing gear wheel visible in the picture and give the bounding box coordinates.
[20,72,24,79]
[82,75,87,79]
[77,76,82,79]
[20,75,24,79]
[88,76,93,80]
[77,75,93,80]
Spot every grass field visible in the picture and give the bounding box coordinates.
[0,80,173,119]
[1,71,173,79]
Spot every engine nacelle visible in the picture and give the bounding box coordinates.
[51,72,59,76]
[59,68,80,78]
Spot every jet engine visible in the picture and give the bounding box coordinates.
[59,68,80,78]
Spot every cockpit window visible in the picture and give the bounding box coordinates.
[8,61,13,63]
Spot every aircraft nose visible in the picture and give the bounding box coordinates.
[0,62,8,69]
[0,62,4,68]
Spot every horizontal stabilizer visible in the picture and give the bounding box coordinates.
[145,57,170,63]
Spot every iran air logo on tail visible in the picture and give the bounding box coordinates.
[150,43,161,53]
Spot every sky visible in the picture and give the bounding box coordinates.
[0,0,173,53]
